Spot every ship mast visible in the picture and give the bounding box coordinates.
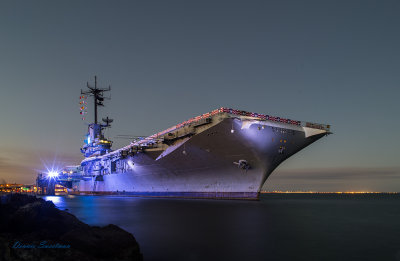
[81,76,111,124]
[80,76,113,158]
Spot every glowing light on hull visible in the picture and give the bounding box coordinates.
[127,160,135,170]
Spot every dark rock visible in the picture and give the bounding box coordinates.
[0,194,142,261]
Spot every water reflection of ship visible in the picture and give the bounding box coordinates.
[38,77,331,199]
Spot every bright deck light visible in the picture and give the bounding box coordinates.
[47,171,59,178]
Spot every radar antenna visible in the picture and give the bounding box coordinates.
[81,76,111,124]
[102,117,114,128]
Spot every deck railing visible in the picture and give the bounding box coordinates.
[94,107,330,160]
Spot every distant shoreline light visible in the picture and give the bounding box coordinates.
[262,191,399,194]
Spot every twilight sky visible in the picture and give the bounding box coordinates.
[0,0,399,191]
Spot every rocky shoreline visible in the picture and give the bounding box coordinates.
[0,194,142,261]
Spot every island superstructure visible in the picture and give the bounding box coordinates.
[41,77,331,199]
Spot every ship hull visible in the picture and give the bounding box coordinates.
[72,118,327,199]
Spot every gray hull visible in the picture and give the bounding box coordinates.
[73,117,327,199]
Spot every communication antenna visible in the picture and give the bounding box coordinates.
[114,135,147,140]
[81,76,111,124]
[101,116,113,139]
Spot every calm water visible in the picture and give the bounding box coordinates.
[44,194,400,261]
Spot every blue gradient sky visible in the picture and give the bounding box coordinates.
[0,0,399,191]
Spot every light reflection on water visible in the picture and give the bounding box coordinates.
[43,196,62,205]
[43,194,400,261]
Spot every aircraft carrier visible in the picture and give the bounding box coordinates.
[39,77,331,200]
